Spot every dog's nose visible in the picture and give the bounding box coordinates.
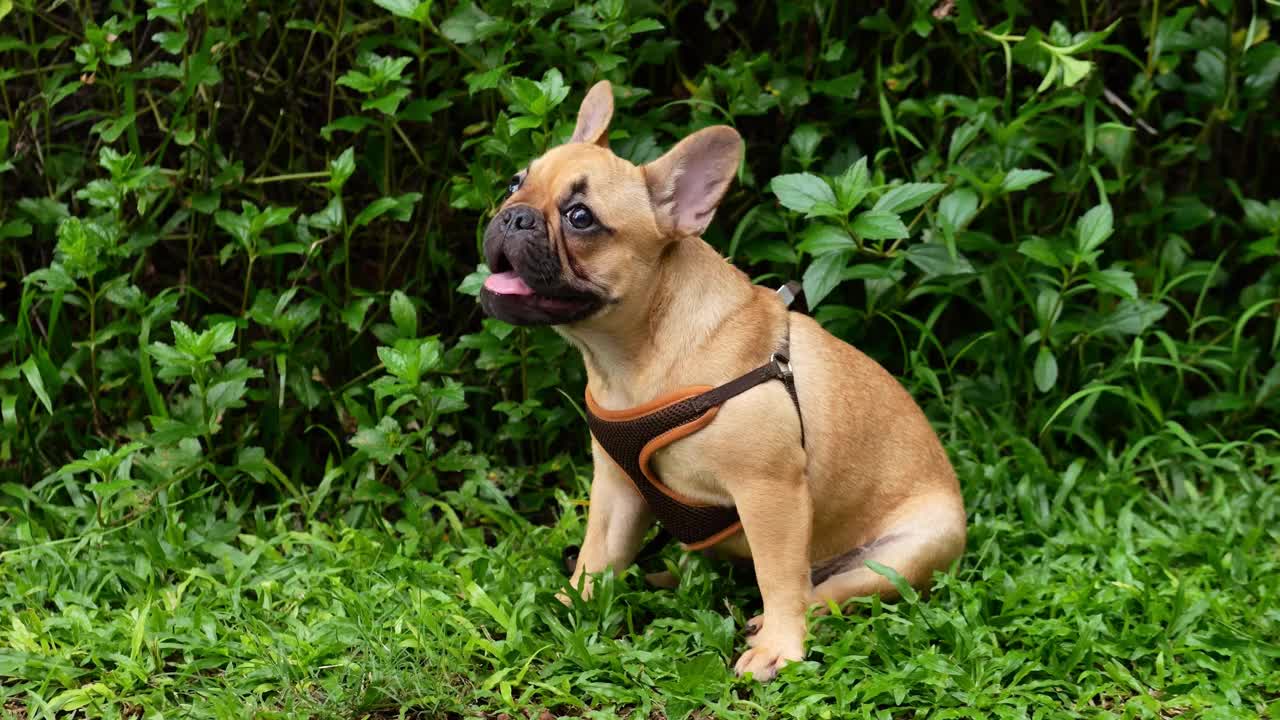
[502,206,538,231]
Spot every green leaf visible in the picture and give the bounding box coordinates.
[341,297,376,331]
[802,252,848,309]
[1241,199,1280,233]
[1034,346,1058,393]
[429,378,467,414]
[24,263,77,293]
[864,560,918,603]
[214,210,252,248]
[1060,55,1092,87]
[1098,299,1169,337]
[466,65,513,94]
[146,341,189,375]
[327,148,357,192]
[399,97,452,123]
[204,379,249,416]
[309,196,345,232]
[948,119,981,164]
[191,191,220,214]
[1095,123,1134,167]
[851,210,909,240]
[814,72,863,99]
[840,263,899,281]
[352,197,401,229]
[1087,268,1138,299]
[252,205,295,234]
[321,116,374,141]
[1018,237,1065,268]
[92,115,137,144]
[336,70,377,94]
[440,2,497,44]
[390,290,417,338]
[770,173,836,214]
[788,125,823,166]
[208,322,237,355]
[350,417,406,465]
[20,358,53,414]
[904,244,975,277]
[372,0,424,20]
[833,157,869,211]
[171,321,199,355]
[1035,288,1062,330]
[0,219,32,240]
[457,265,490,297]
[377,346,413,382]
[627,18,663,34]
[938,190,979,234]
[536,68,569,110]
[1000,169,1053,193]
[872,182,945,214]
[18,197,70,225]
[796,224,855,256]
[409,337,442,374]
[364,87,410,116]
[1259,363,1280,405]
[1077,203,1114,254]
[56,216,111,278]
[185,49,222,87]
[153,30,186,54]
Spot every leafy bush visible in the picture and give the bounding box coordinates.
[1,0,1278,717]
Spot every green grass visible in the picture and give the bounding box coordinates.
[4,421,1277,718]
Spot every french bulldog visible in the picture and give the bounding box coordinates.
[478,80,967,681]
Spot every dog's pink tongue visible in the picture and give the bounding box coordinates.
[484,271,534,296]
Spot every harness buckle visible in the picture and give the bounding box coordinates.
[776,283,800,309]
[771,352,793,378]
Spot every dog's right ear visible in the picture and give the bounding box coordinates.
[643,125,743,238]
[569,80,614,148]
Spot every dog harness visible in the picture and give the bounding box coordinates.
[582,285,807,551]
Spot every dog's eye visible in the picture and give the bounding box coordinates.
[505,175,522,197]
[565,204,594,230]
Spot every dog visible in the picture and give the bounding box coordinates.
[478,80,967,681]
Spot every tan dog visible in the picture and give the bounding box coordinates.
[478,80,966,681]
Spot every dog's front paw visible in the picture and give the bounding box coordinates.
[733,634,804,682]
[556,575,594,606]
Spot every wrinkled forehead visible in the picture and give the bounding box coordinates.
[523,145,647,208]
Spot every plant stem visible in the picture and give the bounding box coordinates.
[87,281,101,429]
[249,171,330,184]
[240,256,255,319]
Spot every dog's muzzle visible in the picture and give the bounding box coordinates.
[478,203,603,326]
[483,204,563,293]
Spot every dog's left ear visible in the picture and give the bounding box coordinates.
[569,80,614,147]
[644,126,743,238]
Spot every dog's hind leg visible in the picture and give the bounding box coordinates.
[744,493,964,644]
[809,494,966,607]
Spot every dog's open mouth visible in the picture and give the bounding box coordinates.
[483,271,596,312]
[479,256,603,326]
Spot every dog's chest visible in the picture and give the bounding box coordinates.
[647,435,734,505]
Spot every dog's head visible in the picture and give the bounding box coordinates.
[479,80,743,327]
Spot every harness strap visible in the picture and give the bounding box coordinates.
[563,283,808,574]
[682,337,804,448]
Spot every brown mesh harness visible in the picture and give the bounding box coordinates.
[580,284,807,553]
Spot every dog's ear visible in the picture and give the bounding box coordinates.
[643,126,743,238]
[569,80,614,147]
